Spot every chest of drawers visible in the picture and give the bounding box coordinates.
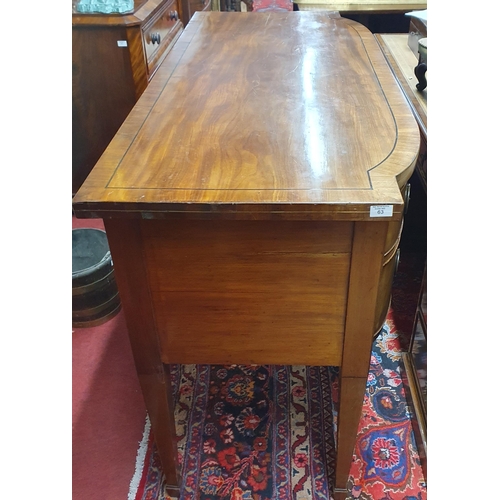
[72,0,183,194]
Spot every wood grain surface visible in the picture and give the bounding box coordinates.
[73,12,420,220]
[376,33,426,137]
[141,220,352,365]
[295,0,426,13]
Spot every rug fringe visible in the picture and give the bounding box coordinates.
[127,414,151,500]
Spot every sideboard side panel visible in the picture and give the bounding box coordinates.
[141,219,354,366]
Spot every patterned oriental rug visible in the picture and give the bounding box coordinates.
[128,311,426,500]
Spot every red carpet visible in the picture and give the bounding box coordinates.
[73,217,147,500]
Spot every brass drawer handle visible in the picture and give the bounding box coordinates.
[151,32,161,44]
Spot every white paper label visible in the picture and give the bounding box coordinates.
[370,205,393,217]
[117,40,128,47]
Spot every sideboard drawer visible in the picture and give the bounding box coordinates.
[142,0,183,79]
[374,207,406,335]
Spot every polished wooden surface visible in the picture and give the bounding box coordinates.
[376,33,426,136]
[296,0,425,13]
[73,12,419,219]
[73,12,420,497]
[376,33,426,192]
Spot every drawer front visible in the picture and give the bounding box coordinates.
[142,0,183,79]
[375,211,405,334]
[374,244,400,335]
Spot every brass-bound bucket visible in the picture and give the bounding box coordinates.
[72,228,121,328]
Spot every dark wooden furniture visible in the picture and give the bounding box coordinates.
[404,265,427,477]
[179,0,211,27]
[72,0,184,194]
[73,12,420,499]
[376,32,427,479]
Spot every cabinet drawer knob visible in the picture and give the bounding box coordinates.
[169,10,179,20]
[151,32,161,44]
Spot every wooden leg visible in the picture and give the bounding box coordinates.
[334,376,367,494]
[104,219,180,490]
[335,221,389,492]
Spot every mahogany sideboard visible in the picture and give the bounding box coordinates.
[73,12,420,499]
[72,0,184,194]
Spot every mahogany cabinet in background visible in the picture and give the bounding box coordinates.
[179,0,211,26]
[72,0,183,194]
[404,266,426,478]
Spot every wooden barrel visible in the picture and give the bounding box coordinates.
[72,228,121,328]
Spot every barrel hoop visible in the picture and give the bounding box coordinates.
[72,269,116,296]
[72,292,121,319]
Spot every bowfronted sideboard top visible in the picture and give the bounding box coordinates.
[73,11,420,220]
